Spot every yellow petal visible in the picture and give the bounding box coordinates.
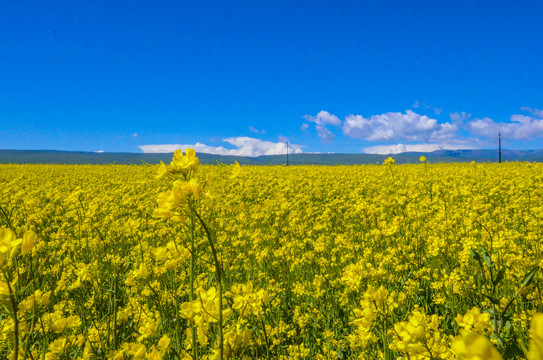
[230,161,241,179]
[452,331,503,360]
[155,161,168,179]
[0,228,16,254]
[21,230,36,255]
[158,334,171,350]
[153,208,174,219]
[186,148,196,158]
[9,239,22,258]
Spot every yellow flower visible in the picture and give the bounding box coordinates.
[135,263,150,279]
[138,317,158,341]
[18,294,36,312]
[186,179,202,199]
[180,300,199,320]
[451,331,502,360]
[51,318,68,332]
[0,228,22,261]
[129,343,147,360]
[528,314,543,360]
[420,156,426,162]
[21,230,36,255]
[185,148,198,164]
[19,288,51,311]
[155,161,168,179]
[383,157,395,166]
[0,280,11,297]
[147,346,162,360]
[31,289,52,306]
[455,307,493,336]
[171,148,199,171]
[152,208,175,219]
[230,161,241,179]
[158,334,171,351]
[48,336,68,354]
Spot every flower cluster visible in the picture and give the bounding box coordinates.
[389,307,453,359]
[455,307,494,336]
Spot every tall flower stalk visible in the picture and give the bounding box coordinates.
[154,149,239,360]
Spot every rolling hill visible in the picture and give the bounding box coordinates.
[1,149,542,165]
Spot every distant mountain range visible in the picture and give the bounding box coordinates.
[1,149,543,165]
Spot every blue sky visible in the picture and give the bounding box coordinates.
[1,1,542,155]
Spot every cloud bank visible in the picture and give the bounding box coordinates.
[141,107,543,157]
[139,137,303,157]
[303,107,543,154]
[342,110,458,143]
[470,111,543,139]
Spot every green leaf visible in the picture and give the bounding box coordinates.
[483,307,495,317]
[482,293,501,305]
[490,332,503,346]
[493,268,506,287]
[478,245,494,268]
[521,267,539,288]
[470,248,482,262]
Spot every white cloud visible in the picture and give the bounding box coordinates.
[470,117,543,139]
[139,137,304,157]
[343,110,456,142]
[470,110,543,140]
[449,111,471,125]
[520,107,543,118]
[297,106,543,151]
[303,111,341,143]
[94,150,105,153]
[132,133,138,138]
[429,122,460,142]
[304,110,341,126]
[363,143,469,155]
[315,125,336,143]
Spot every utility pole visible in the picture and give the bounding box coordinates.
[499,133,502,163]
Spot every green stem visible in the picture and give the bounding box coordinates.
[5,272,19,360]
[260,316,271,360]
[0,205,14,230]
[190,214,198,360]
[113,275,118,349]
[218,280,223,360]
[193,209,223,360]
[382,321,388,360]
[22,305,35,360]
[497,284,527,336]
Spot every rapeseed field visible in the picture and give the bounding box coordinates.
[1,150,542,359]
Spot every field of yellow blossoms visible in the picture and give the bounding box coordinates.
[1,150,543,360]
